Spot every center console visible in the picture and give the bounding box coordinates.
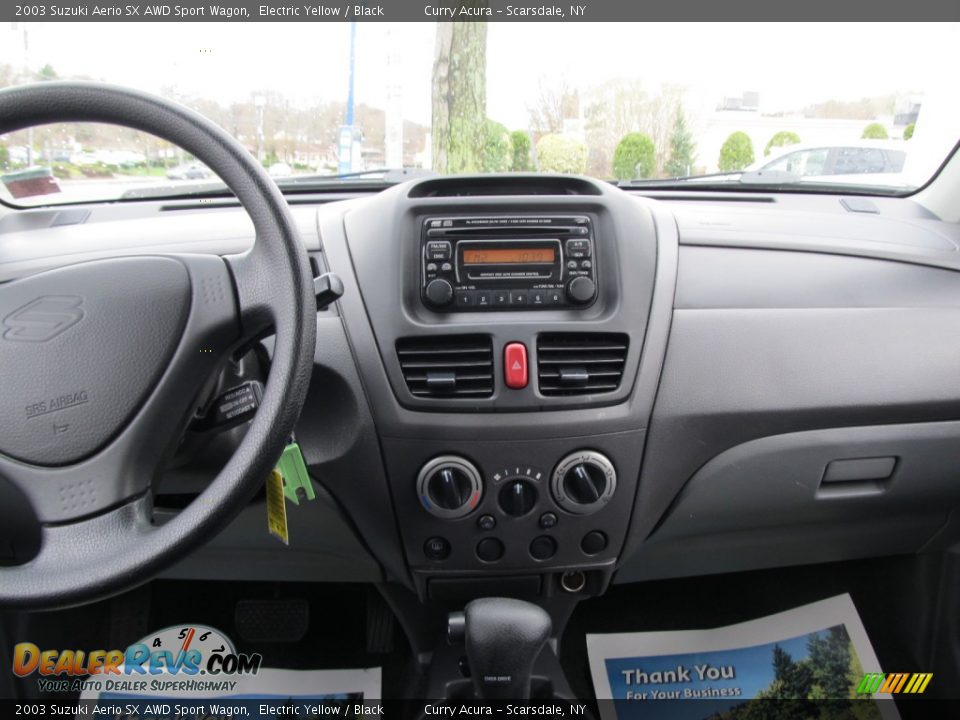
[316,175,677,603]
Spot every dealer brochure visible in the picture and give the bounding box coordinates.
[78,666,381,719]
[587,594,897,720]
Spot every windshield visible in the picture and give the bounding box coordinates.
[1,21,957,205]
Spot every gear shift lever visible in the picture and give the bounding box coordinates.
[448,598,552,699]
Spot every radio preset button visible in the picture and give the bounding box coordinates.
[509,291,528,306]
[493,291,509,306]
[456,290,476,307]
[530,291,546,306]
[546,290,564,305]
[476,292,491,307]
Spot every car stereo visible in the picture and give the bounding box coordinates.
[420,215,597,311]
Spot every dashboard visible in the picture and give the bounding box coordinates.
[4,174,960,603]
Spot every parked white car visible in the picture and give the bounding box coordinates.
[751,141,907,178]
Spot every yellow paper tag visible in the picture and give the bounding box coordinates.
[266,469,289,545]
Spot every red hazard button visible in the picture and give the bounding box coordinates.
[504,342,528,389]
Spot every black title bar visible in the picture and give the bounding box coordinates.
[4,0,960,22]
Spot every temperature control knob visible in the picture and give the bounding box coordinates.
[418,456,483,519]
[551,451,616,515]
[425,279,454,307]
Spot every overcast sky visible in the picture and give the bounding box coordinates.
[2,22,956,129]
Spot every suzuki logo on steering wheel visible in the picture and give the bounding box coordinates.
[2,295,85,343]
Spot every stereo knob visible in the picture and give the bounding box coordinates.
[551,451,616,515]
[566,276,596,305]
[418,456,483,519]
[425,278,454,307]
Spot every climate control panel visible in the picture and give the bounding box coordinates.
[382,431,642,593]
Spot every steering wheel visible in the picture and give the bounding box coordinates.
[0,83,317,608]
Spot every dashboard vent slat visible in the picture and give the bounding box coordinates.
[537,333,629,397]
[397,335,494,399]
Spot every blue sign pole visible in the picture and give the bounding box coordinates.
[338,22,357,174]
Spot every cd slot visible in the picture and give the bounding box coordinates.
[427,226,583,238]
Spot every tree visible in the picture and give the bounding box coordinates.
[536,134,587,174]
[764,130,801,157]
[480,119,511,172]
[718,131,755,171]
[807,627,853,699]
[510,130,533,171]
[583,79,685,177]
[0,144,8,171]
[664,107,696,177]
[612,132,655,180]
[528,78,578,137]
[903,123,915,140]
[37,64,58,81]
[861,123,888,139]
[432,22,488,173]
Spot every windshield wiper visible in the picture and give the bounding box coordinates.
[618,171,743,188]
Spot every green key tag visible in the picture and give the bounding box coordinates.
[275,442,315,505]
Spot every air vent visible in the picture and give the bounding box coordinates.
[397,335,494,398]
[537,333,629,396]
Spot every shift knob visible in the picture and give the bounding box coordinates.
[456,598,552,699]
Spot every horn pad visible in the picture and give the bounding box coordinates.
[0,256,190,466]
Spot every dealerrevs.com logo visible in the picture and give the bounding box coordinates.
[12,625,262,692]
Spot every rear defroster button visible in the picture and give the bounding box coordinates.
[424,536,451,560]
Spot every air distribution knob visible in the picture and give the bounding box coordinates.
[564,463,607,505]
[566,276,597,305]
[551,450,616,514]
[425,278,454,307]
[417,456,483,519]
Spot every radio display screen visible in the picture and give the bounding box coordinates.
[462,247,556,265]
